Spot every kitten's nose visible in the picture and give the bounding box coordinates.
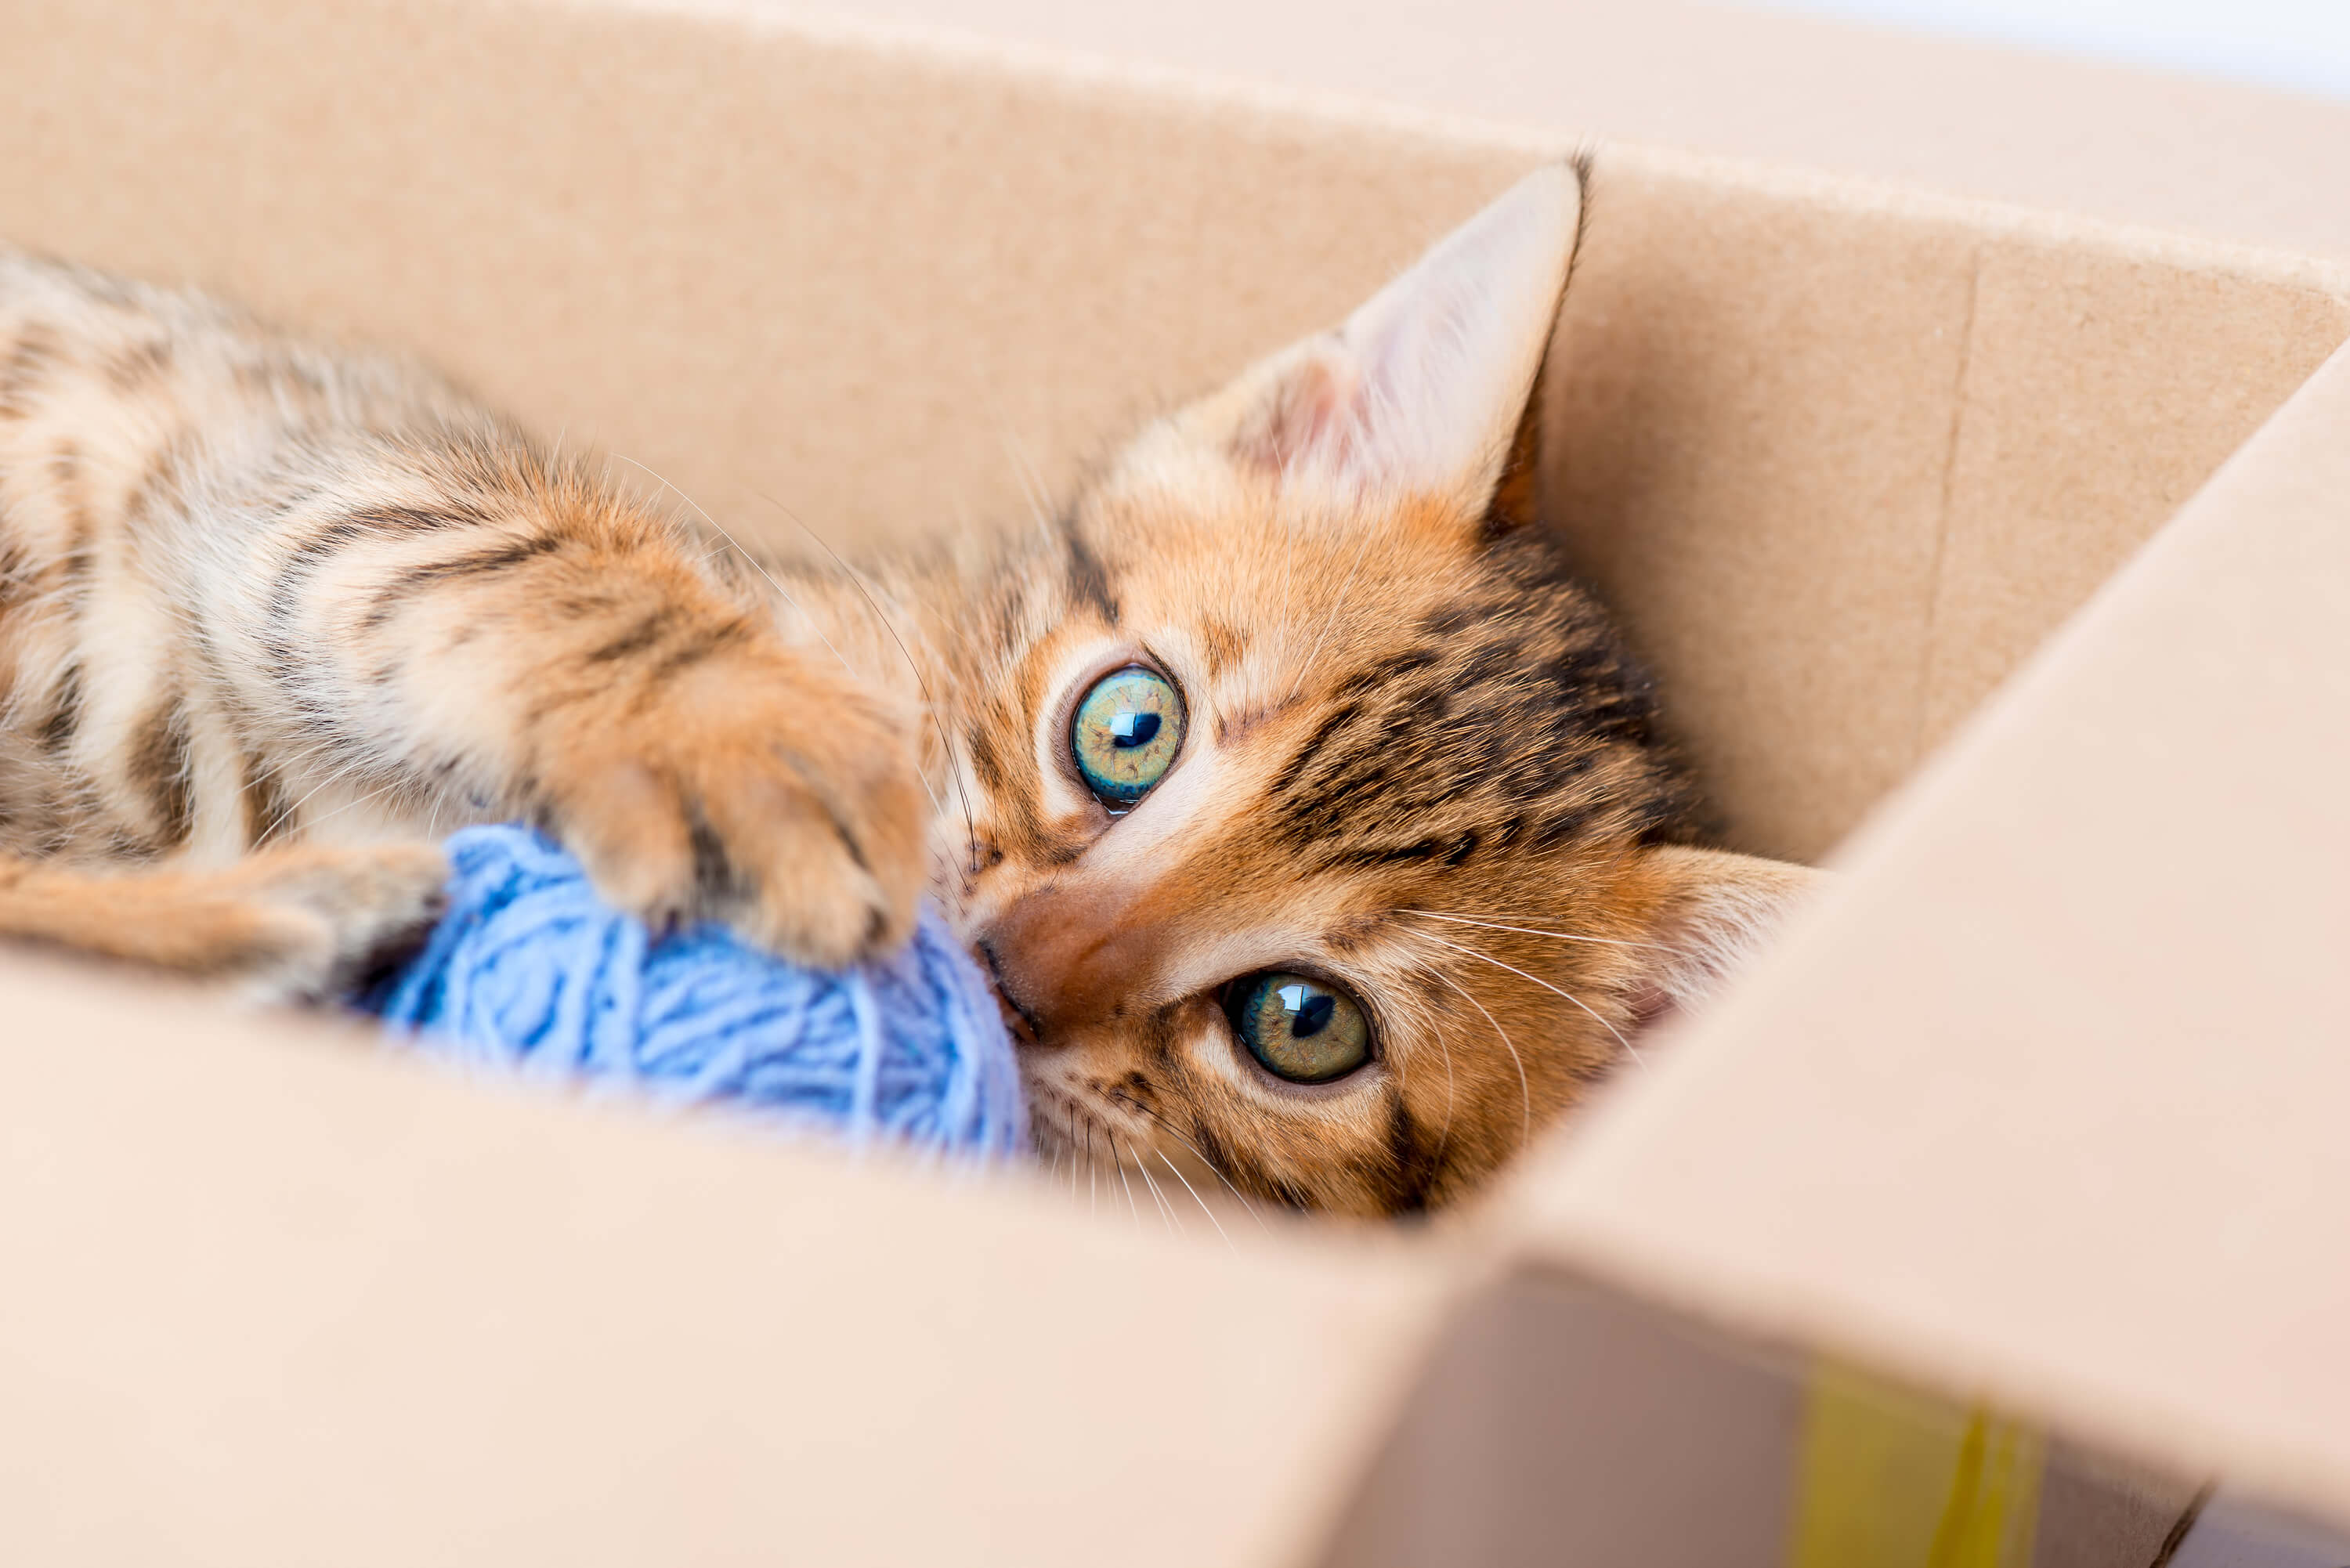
[978,883,1159,1042]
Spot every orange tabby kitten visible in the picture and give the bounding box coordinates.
[0,164,1811,1214]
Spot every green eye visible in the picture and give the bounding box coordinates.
[1226,972,1372,1084]
[1071,665,1185,806]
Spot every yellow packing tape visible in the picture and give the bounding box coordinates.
[1789,1360,2046,1568]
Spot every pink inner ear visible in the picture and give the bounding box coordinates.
[1625,976,1680,1036]
[1233,349,1362,478]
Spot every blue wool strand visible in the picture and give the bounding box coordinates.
[363,824,1026,1158]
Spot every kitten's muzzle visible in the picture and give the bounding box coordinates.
[973,938,1043,1047]
[977,884,1162,1044]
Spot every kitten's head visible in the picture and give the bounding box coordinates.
[936,164,1813,1216]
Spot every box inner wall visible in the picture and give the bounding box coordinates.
[9,2,2350,1563]
[6,3,2345,865]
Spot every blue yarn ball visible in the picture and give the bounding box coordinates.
[361,824,1027,1160]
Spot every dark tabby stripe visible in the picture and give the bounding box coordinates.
[0,323,63,421]
[102,337,173,393]
[127,695,194,848]
[1383,1097,1440,1213]
[1060,518,1119,623]
[584,609,678,665]
[238,745,297,847]
[642,617,750,683]
[352,533,564,634]
[0,530,29,612]
[37,663,83,754]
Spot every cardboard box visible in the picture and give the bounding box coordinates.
[820,0,2350,264]
[5,2,2350,1563]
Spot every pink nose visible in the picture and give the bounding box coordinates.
[979,883,1163,1041]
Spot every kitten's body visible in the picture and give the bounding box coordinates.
[0,166,1810,1212]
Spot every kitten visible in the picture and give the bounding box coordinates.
[0,163,1812,1215]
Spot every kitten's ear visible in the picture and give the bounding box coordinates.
[1198,161,1582,514]
[1627,845,1824,1028]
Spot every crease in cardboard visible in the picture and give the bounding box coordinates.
[1913,243,1985,768]
[1602,140,2350,304]
[2148,1490,2214,1568]
[12,2,2350,1562]
[580,0,2350,315]
[1512,338,2350,1535]
[1321,1260,2196,1568]
[595,0,1576,162]
[0,949,1461,1568]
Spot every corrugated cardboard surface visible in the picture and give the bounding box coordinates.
[7,0,2344,860]
[1518,339,2350,1530]
[816,0,2350,264]
[1324,1271,1806,1568]
[1923,244,2350,746]
[2173,1493,2350,1567]
[0,0,1546,561]
[1324,1268,2205,1568]
[9,0,2350,1561]
[0,952,1453,1567]
[1547,148,2350,859]
[1546,151,1975,862]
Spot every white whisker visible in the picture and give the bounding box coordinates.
[1394,957,1463,1167]
[1109,1130,1142,1227]
[1408,908,1690,959]
[1132,1144,1180,1235]
[288,770,421,835]
[995,418,1059,537]
[1140,1115,1275,1236]
[611,453,859,685]
[267,757,401,842]
[1156,1149,1234,1252]
[748,488,978,869]
[1417,956,1533,1146]
[1415,928,1647,1076]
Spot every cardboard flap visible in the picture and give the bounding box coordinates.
[1320,1264,2204,1568]
[1547,144,2350,860]
[821,0,2350,264]
[13,0,2350,1561]
[0,957,1452,1568]
[0,0,1553,561]
[1510,340,2350,1526]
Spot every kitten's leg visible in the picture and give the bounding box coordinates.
[0,843,448,1004]
[190,460,924,968]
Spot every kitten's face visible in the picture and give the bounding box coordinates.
[933,165,1811,1216]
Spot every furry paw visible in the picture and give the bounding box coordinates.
[0,842,446,1005]
[538,644,927,968]
[219,841,452,1003]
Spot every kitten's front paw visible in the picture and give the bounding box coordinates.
[543,648,927,969]
[226,840,452,1003]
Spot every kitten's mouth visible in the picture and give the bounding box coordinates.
[973,939,1044,1048]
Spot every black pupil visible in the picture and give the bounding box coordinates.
[1289,993,1336,1039]
[1110,710,1160,749]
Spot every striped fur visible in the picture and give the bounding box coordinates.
[0,251,921,997]
[0,164,1815,1212]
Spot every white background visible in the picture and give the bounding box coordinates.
[1759,0,2350,100]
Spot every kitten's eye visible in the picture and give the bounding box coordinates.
[1226,971,1372,1084]
[1070,666,1185,806]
